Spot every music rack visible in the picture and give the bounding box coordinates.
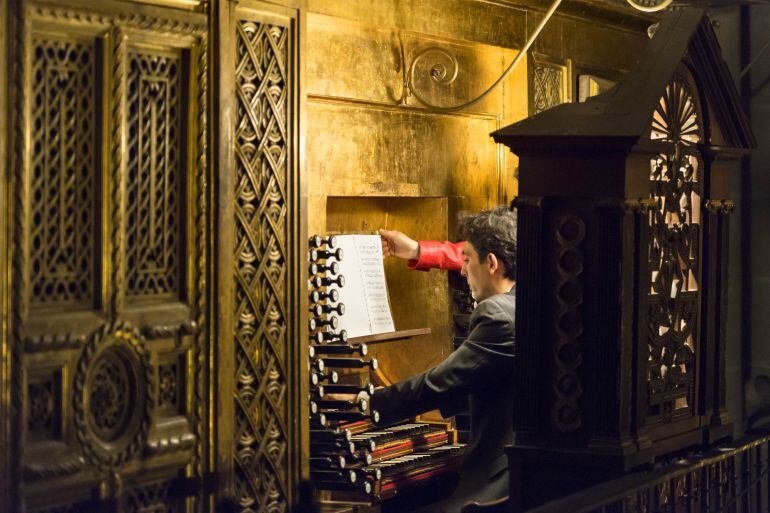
[348,327,432,346]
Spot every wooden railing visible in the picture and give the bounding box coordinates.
[526,431,770,513]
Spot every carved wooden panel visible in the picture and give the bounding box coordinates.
[529,57,570,115]
[27,369,63,442]
[646,74,703,426]
[29,37,97,307]
[534,65,563,113]
[124,481,183,513]
[232,17,292,512]
[73,322,153,471]
[552,215,585,432]
[8,4,209,512]
[158,359,181,413]
[126,49,183,300]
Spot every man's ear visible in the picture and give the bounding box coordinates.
[486,252,499,275]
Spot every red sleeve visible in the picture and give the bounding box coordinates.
[407,240,465,272]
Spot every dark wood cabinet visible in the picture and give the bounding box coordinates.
[492,9,754,509]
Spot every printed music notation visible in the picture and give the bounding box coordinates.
[335,235,396,338]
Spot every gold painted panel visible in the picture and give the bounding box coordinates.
[325,197,452,384]
[306,13,525,116]
[306,0,527,50]
[306,101,507,223]
[529,10,568,61]
[306,14,402,106]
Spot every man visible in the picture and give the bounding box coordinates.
[370,206,518,512]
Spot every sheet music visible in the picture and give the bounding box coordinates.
[335,235,395,338]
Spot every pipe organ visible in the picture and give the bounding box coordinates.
[0,0,692,512]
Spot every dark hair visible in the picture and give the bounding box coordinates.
[458,206,517,279]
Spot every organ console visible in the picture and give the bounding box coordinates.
[307,235,463,509]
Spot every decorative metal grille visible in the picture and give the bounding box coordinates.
[29,38,96,306]
[233,19,290,513]
[28,377,58,439]
[126,50,182,298]
[533,63,564,114]
[158,362,179,412]
[646,75,702,424]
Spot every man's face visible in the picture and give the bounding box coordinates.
[461,241,491,302]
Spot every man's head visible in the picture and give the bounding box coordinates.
[458,206,517,301]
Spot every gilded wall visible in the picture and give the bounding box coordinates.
[303,0,648,379]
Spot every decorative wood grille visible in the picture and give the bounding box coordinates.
[126,50,182,299]
[233,19,290,512]
[29,38,96,306]
[27,374,60,440]
[533,63,564,114]
[158,361,180,412]
[646,74,702,424]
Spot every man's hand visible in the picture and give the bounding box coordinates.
[379,229,419,260]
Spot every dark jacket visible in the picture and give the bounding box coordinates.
[371,288,516,510]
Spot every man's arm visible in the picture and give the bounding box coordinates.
[379,229,465,272]
[370,299,514,423]
[408,240,465,272]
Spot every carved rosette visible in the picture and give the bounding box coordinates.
[73,322,153,471]
[552,215,585,432]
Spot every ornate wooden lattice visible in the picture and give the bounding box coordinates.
[233,19,290,512]
[126,50,182,299]
[646,74,702,424]
[29,38,96,306]
[533,63,564,114]
[27,374,60,440]
[158,360,180,412]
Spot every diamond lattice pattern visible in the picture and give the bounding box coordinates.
[233,20,290,513]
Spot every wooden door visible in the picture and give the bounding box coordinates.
[2,1,210,511]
